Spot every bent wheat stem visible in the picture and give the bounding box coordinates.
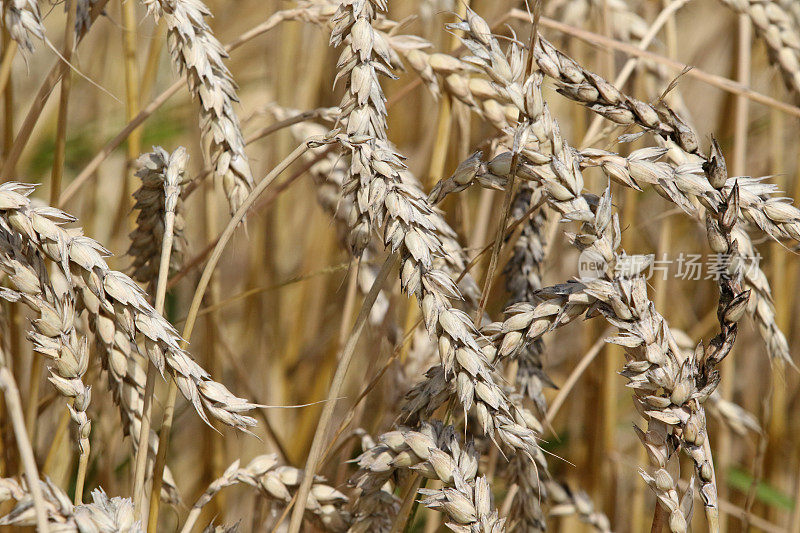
[132,148,185,521]
[288,254,398,533]
[148,140,313,530]
[0,358,49,532]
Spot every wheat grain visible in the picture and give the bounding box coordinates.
[428,20,741,523]
[323,125,544,468]
[438,142,800,290]
[270,108,392,324]
[581,148,792,364]
[328,0,394,256]
[274,106,481,306]
[503,188,552,416]
[0,2,797,531]
[489,176,743,530]
[440,15,793,370]
[434,144,748,529]
[0,248,91,480]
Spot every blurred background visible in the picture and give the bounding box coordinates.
[2,0,799,531]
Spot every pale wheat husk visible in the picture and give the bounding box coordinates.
[489,177,741,530]
[282,117,539,530]
[436,145,791,369]
[320,9,547,526]
[272,106,480,307]
[581,147,792,365]
[440,11,793,368]
[328,62,545,490]
[437,147,744,529]
[436,144,746,529]
[502,186,553,417]
[329,0,395,256]
[429,19,732,524]
[493,185,701,532]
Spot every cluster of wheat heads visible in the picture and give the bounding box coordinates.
[0,0,800,531]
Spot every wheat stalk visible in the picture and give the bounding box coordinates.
[128,145,189,515]
[0,347,49,531]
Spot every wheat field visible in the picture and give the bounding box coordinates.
[0,0,798,531]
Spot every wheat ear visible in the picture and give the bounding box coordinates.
[349,421,505,532]
[1,0,45,53]
[182,454,351,533]
[0,182,258,431]
[720,0,800,98]
[142,0,254,215]
[0,477,140,531]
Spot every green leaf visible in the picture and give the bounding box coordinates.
[728,466,794,511]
